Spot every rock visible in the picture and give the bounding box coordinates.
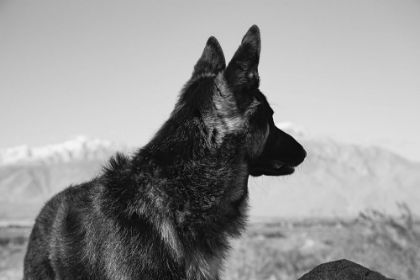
[297,259,395,280]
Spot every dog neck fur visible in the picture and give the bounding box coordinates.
[202,72,245,147]
[97,30,264,280]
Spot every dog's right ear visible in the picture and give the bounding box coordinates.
[193,36,226,77]
[225,25,261,91]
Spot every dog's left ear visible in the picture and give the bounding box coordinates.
[225,25,261,90]
[193,36,226,77]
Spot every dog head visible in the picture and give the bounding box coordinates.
[178,25,306,176]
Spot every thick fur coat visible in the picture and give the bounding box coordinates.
[23,25,306,280]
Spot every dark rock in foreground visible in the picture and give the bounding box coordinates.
[298,259,394,280]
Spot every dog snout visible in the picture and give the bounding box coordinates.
[274,128,306,167]
[291,146,306,166]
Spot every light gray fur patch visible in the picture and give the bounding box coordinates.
[104,230,131,280]
[160,218,183,261]
[243,98,260,118]
[203,73,245,146]
[187,251,223,280]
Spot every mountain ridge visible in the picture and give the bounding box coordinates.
[1,125,419,221]
[0,136,126,166]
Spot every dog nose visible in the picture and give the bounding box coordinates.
[292,147,306,166]
[300,148,307,163]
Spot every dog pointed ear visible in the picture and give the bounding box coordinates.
[225,25,261,89]
[193,36,226,77]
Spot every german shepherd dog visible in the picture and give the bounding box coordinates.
[23,25,306,280]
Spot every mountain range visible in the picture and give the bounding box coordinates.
[1,125,419,223]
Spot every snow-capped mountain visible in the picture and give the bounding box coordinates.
[0,136,125,166]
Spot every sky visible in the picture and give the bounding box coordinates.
[0,0,419,161]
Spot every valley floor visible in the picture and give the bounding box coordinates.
[1,214,418,280]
